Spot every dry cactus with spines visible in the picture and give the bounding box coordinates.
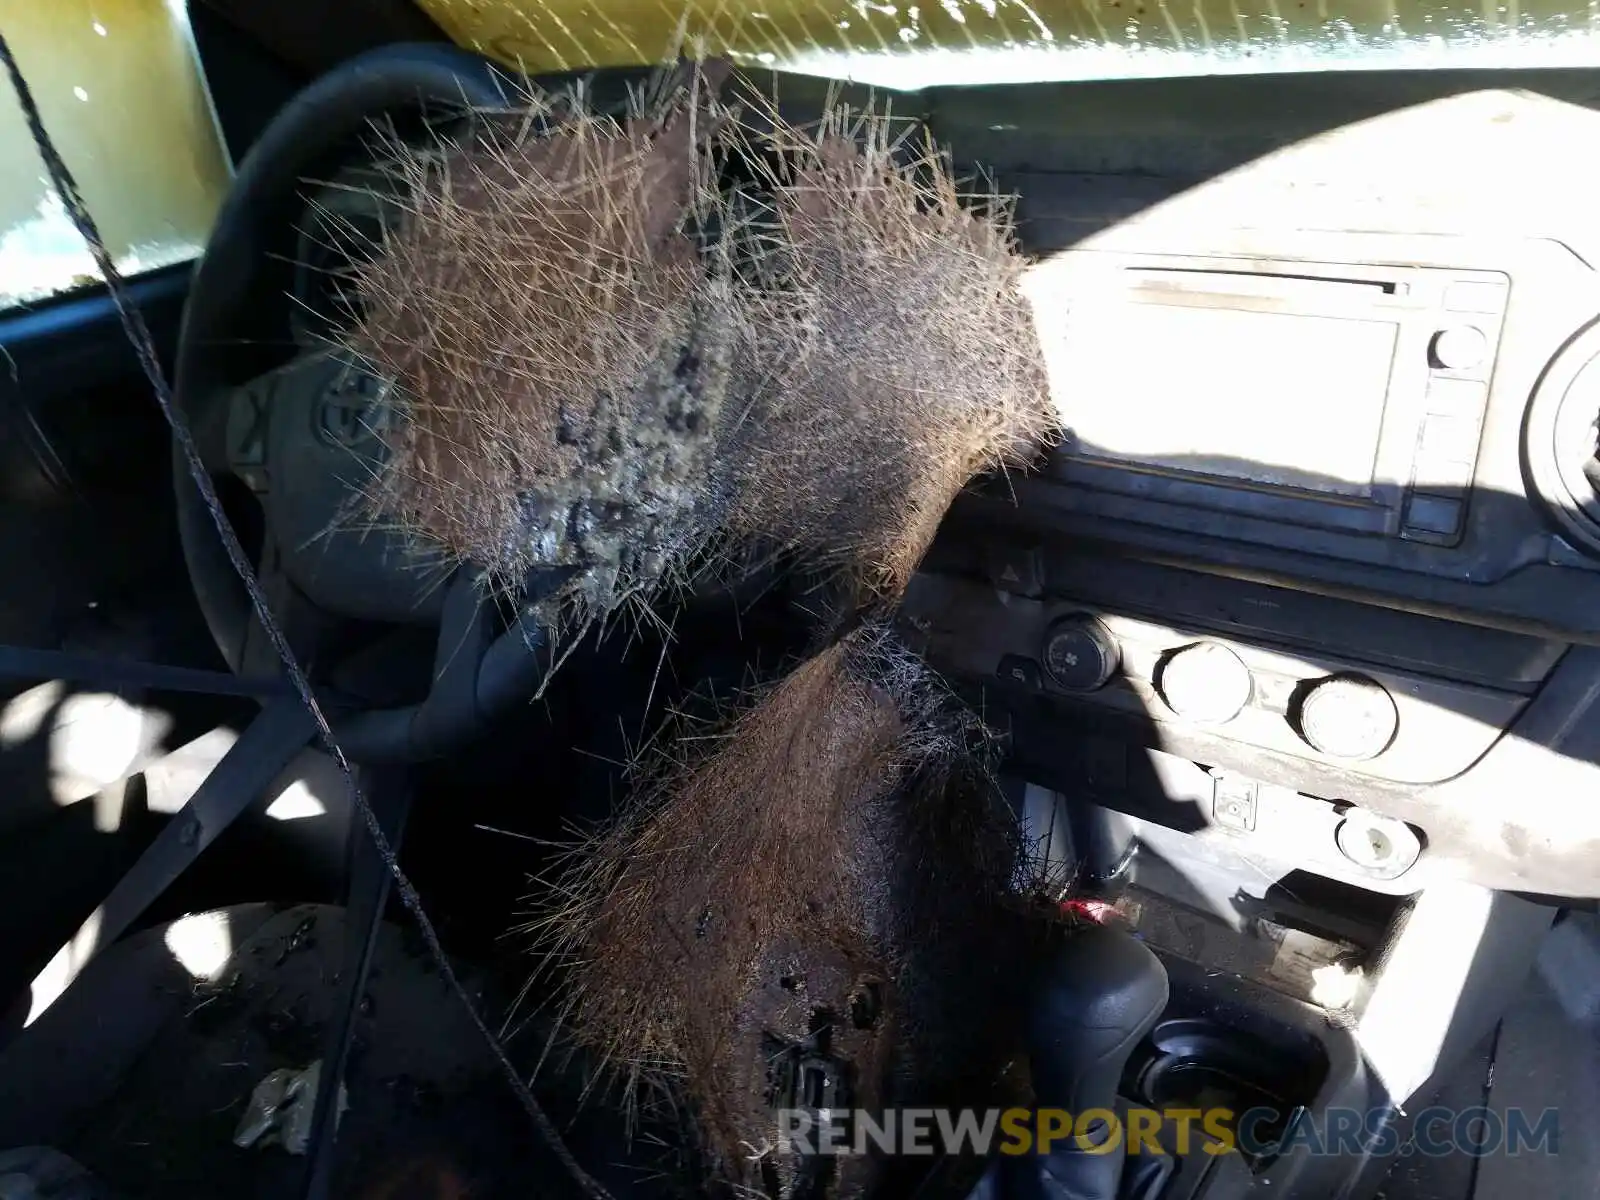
[716,97,1056,600]
[531,624,1030,1195]
[344,69,1061,1195]
[347,74,1055,630]
[348,72,742,633]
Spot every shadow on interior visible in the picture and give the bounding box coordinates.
[1,14,1599,1200]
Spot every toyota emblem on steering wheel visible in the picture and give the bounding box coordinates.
[316,369,390,449]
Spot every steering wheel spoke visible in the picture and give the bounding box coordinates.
[433,568,496,690]
[239,537,329,680]
[214,351,350,491]
[215,369,276,487]
[407,568,498,753]
[173,45,551,763]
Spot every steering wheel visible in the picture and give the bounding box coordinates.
[174,45,550,764]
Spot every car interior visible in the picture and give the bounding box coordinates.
[0,2,1598,1198]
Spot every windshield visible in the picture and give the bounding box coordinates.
[2,0,1594,313]
[417,0,1600,88]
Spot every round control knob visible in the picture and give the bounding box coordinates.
[1042,615,1121,692]
[1297,674,1398,760]
[1157,642,1252,725]
[1430,325,1487,372]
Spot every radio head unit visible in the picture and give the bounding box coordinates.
[1021,252,1508,546]
[956,233,1600,636]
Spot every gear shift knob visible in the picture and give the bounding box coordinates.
[1007,923,1169,1200]
[1029,924,1170,1112]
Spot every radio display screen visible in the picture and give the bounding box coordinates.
[1057,302,1400,499]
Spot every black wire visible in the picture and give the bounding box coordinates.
[1464,1018,1504,1199]
[0,31,612,1200]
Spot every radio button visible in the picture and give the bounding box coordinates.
[1444,280,1508,315]
[1430,325,1488,372]
[1417,413,1480,469]
[1425,376,1489,415]
[1403,493,1464,538]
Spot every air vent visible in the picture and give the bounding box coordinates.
[1526,321,1600,556]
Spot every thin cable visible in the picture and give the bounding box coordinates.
[0,32,612,1200]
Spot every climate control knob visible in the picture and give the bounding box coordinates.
[1297,674,1398,760]
[1157,641,1252,725]
[1042,615,1121,692]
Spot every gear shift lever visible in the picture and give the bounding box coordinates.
[1007,923,1169,1200]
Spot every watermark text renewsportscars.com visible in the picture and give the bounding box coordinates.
[777,1107,1561,1158]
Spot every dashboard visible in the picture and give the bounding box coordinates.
[901,81,1600,899]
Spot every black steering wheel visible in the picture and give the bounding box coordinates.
[174,45,549,763]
